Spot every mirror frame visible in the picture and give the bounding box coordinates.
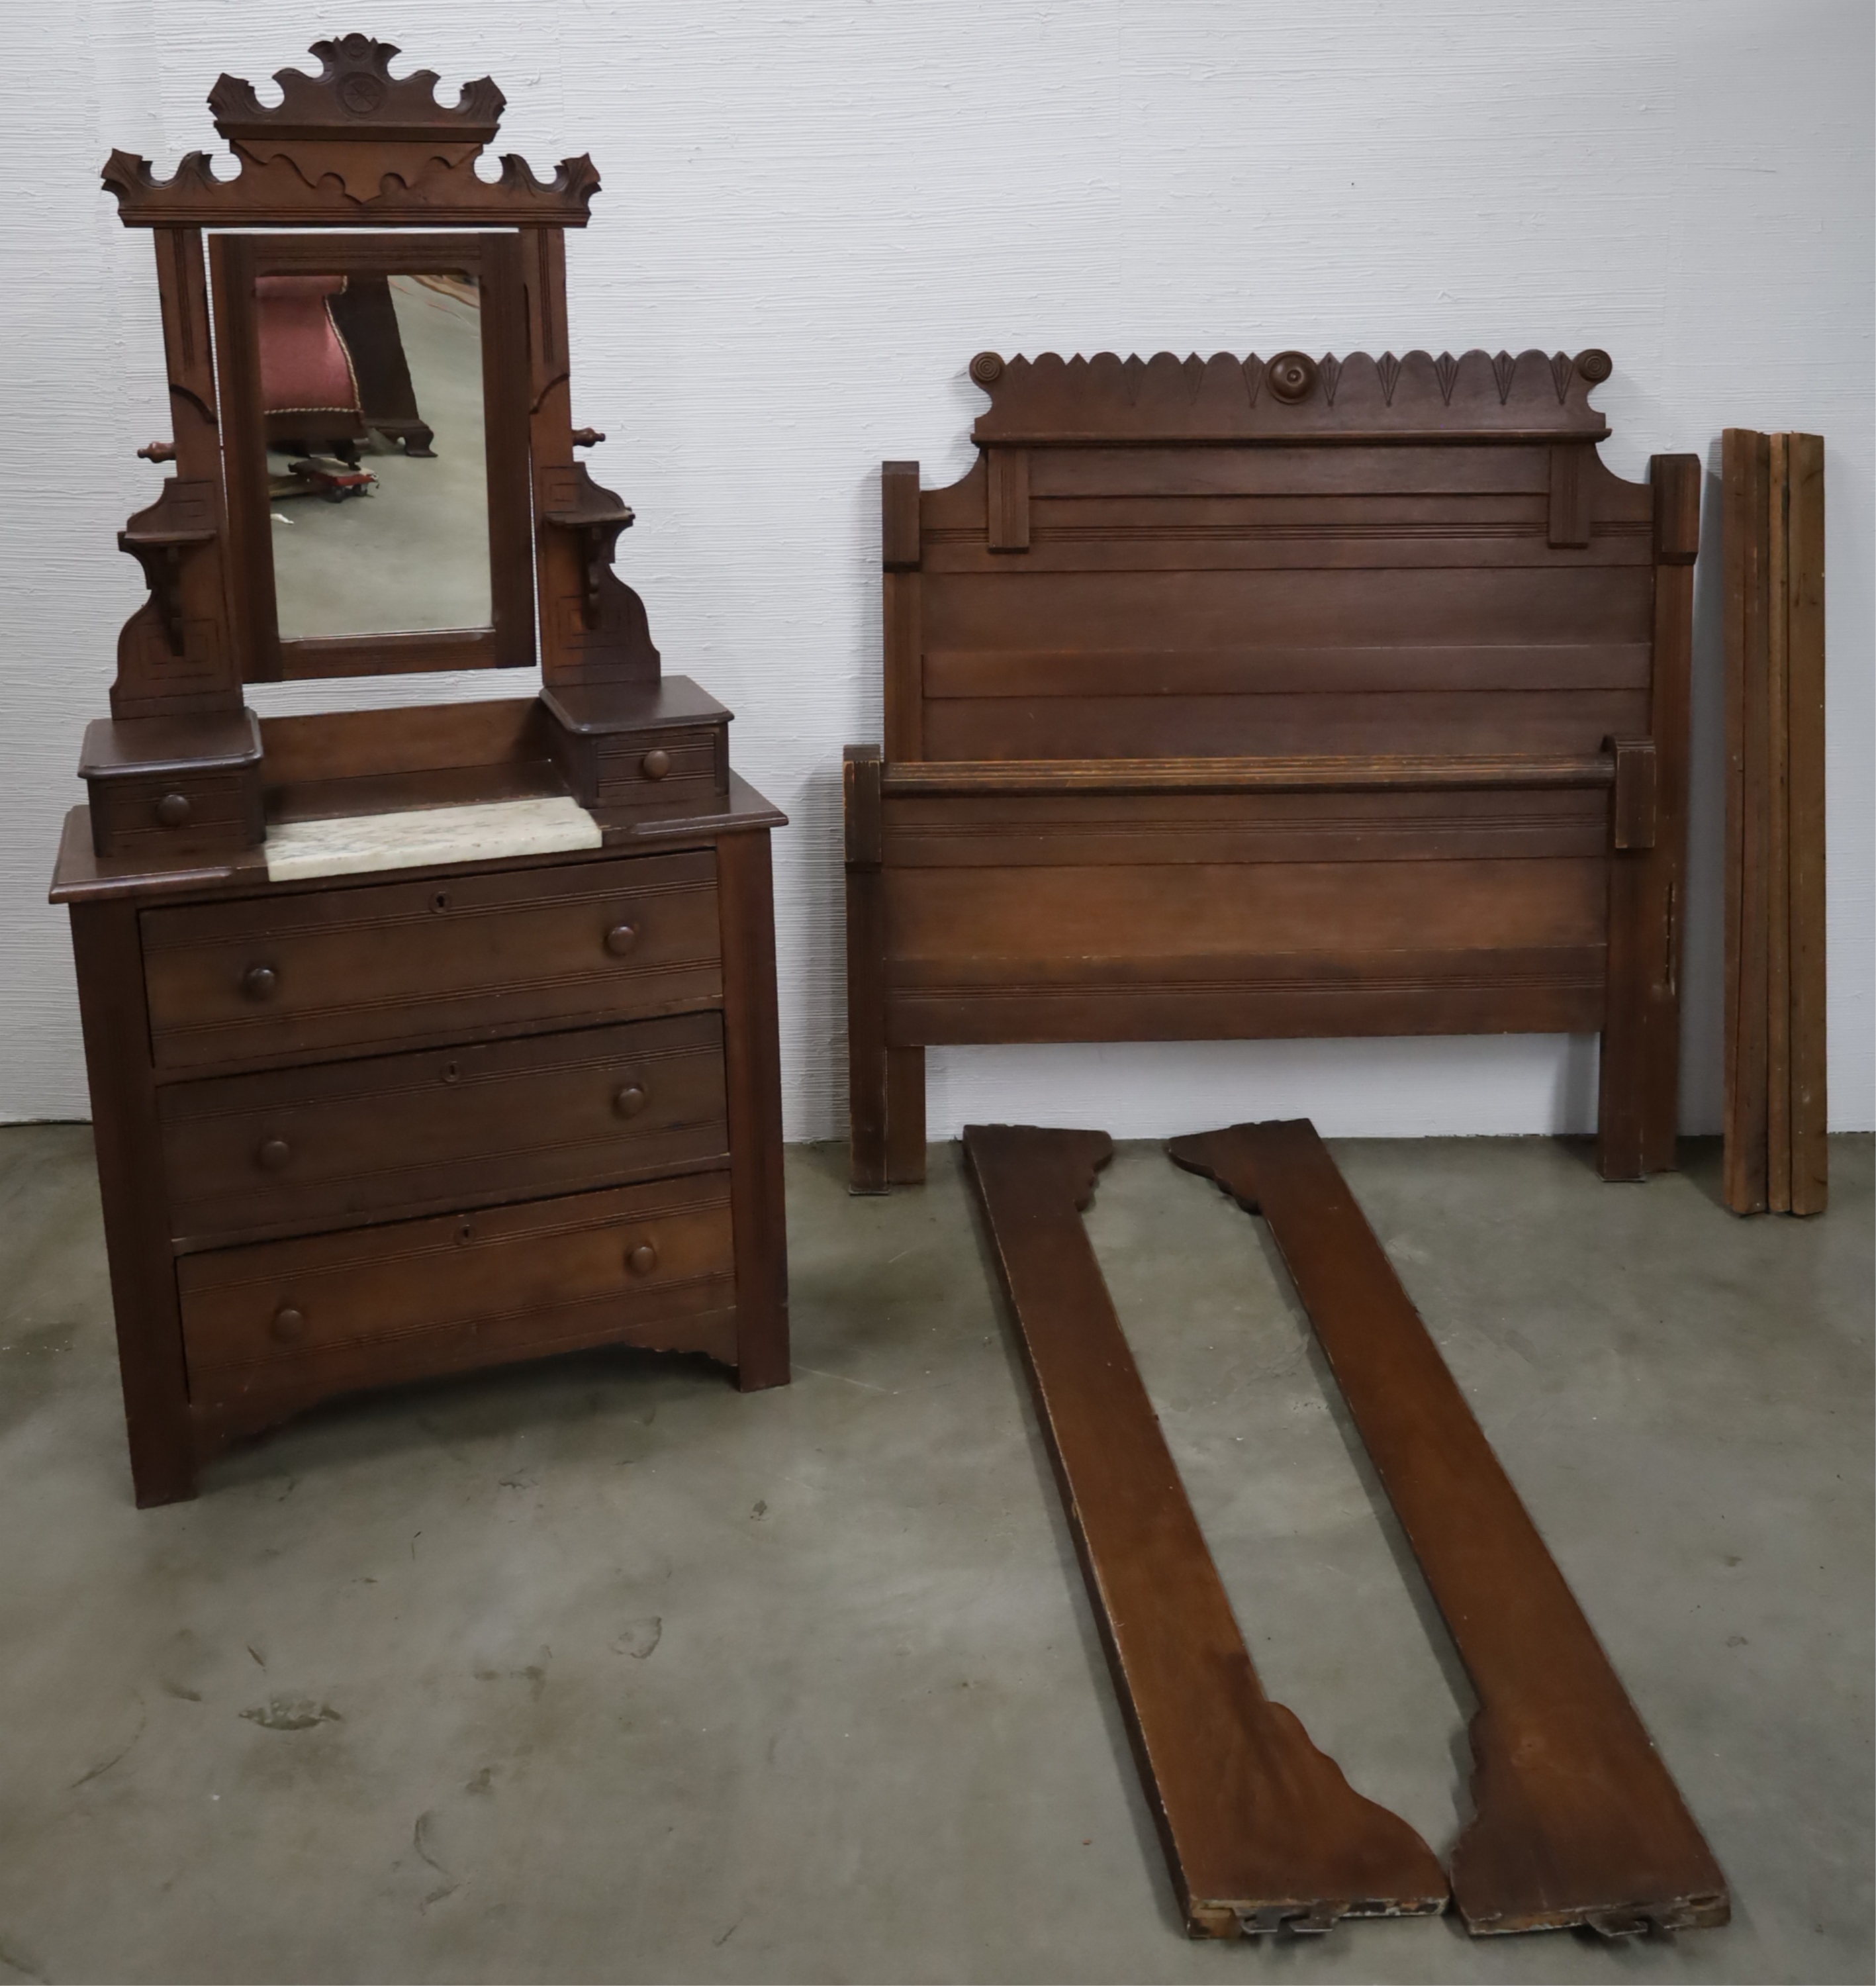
[211,230,534,681]
[103,34,659,724]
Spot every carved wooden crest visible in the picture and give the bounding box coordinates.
[103,34,598,227]
[966,348,1614,444]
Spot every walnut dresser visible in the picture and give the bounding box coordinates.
[54,37,788,1505]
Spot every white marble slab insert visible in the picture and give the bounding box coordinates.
[265,796,602,883]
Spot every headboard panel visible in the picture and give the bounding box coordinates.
[852,349,1699,1190]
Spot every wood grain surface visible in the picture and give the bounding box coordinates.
[963,1122,1448,1939]
[1170,1119,1729,1937]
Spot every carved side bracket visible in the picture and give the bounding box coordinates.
[118,479,216,655]
[968,348,1615,445]
[538,463,660,678]
[542,464,636,631]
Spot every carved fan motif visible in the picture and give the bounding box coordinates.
[966,348,1615,444]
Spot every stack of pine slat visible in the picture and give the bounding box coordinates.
[1722,431,1826,1215]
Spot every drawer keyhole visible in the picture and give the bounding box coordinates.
[456,1217,475,1246]
[604,922,639,957]
[242,964,278,1002]
[257,1137,292,1172]
[442,1061,462,1084]
[641,748,671,781]
[271,1305,306,1344]
[431,890,451,914]
[614,1082,648,1119]
[626,1240,658,1277]
[155,792,192,828]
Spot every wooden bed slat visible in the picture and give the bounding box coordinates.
[1168,1119,1730,1938]
[962,1123,1448,1939]
[1786,434,1828,1213]
[1723,430,1828,1215]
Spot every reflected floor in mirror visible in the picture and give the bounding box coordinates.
[269,274,491,640]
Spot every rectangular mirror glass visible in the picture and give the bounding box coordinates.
[263,271,491,639]
[211,231,534,681]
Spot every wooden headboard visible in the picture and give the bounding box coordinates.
[845,348,1699,1188]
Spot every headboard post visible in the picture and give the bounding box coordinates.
[881,461,923,761]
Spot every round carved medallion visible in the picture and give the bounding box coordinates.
[338,71,386,115]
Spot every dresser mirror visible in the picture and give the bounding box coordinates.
[62,35,789,1507]
[211,230,534,678]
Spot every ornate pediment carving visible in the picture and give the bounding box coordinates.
[103,35,598,226]
[208,36,502,144]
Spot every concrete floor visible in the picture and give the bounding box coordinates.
[0,1125,1868,1984]
[270,275,491,641]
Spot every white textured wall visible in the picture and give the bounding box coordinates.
[2,1,1869,1139]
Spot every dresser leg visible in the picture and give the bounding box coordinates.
[718,828,790,1390]
[69,901,199,1505]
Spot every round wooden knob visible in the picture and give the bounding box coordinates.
[257,1137,291,1172]
[614,1083,648,1119]
[604,923,639,957]
[155,792,192,828]
[243,965,278,1001]
[1265,350,1319,403]
[641,748,671,781]
[626,1241,658,1277]
[271,1305,306,1343]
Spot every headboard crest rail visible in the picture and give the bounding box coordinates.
[967,347,1613,445]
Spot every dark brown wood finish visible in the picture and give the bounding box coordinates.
[962,1123,1448,1938]
[92,33,666,811]
[69,900,197,1507]
[1722,430,1772,1212]
[160,1011,729,1247]
[847,351,1696,1188]
[718,828,790,1390]
[1169,1119,1729,1938]
[103,35,598,230]
[66,38,790,1501]
[1722,431,1828,1215]
[1785,435,1828,1214]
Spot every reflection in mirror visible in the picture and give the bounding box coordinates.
[259,271,491,640]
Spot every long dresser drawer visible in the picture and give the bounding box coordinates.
[140,849,721,1073]
[161,1012,727,1247]
[178,1172,736,1408]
